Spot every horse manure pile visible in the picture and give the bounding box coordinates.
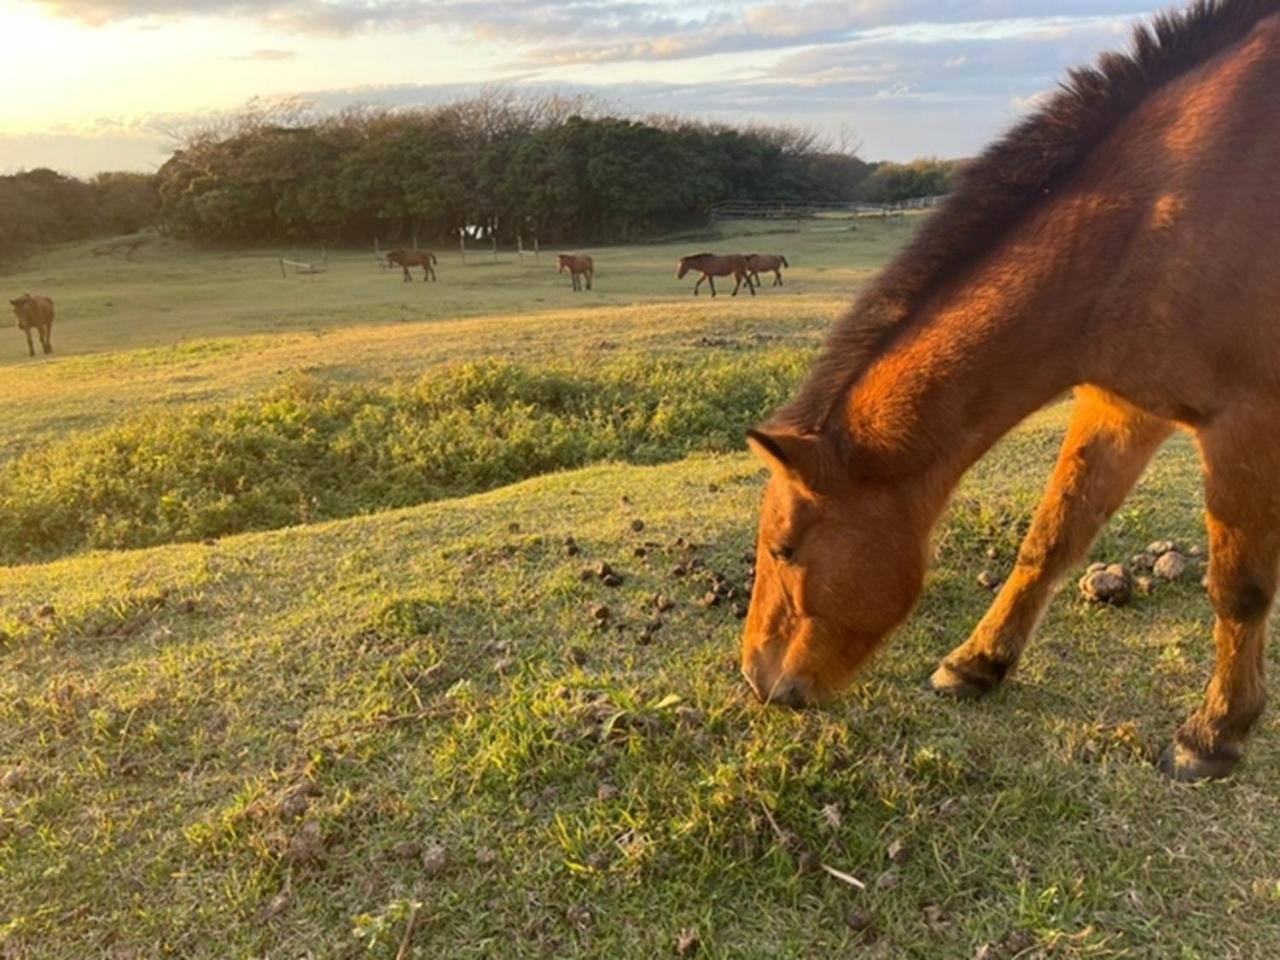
[568,527,755,641]
[1077,540,1200,607]
[1079,564,1133,606]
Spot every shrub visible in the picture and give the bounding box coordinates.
[0,351,810,563]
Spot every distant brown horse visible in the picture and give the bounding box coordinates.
[740,0,1280,782]
[557,254,594,292]
[676,253,755,297]
[9,294,54,357]
[386,249,437,282]
[747,253,789,288]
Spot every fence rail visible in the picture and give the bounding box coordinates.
[709,196,948,222]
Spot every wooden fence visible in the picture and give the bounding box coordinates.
[709,196,948,223]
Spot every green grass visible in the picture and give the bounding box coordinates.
[0,353,810,562]
[2,220,1279,958]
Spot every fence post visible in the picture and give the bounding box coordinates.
[459,231,467,264]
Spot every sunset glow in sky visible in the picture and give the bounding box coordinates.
[0,1,1167,175]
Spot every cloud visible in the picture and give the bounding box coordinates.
[34,0,1160,53]
[225,48,297,61]
[33,0,696,38]
[1012,89,1055,112]
[13,2,1173,176]
[757,14,1136,111]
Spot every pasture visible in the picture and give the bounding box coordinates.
[0,222,897,459]
[2,219,1278,958]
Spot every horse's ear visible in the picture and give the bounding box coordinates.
[747,427,830,490]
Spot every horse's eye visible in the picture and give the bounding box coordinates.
[772,545,796,563]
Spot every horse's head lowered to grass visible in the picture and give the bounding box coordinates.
[741,426,929,707]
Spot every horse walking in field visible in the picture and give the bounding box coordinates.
[747,253,789,287]
[740,0,1280,782]
[386,249,437,282]
[676,253,755,297]
[557,254,594,292]
[9,294,54,357]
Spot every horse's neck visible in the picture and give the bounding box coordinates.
[843,13,1280,505]
[844,190,1133,501]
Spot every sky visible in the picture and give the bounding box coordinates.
[0,0,1170,177]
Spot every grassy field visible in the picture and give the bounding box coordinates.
[2,220,1278,958]
[0,221,900,457]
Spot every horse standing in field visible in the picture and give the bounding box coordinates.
[557,254,594,292]
[747,253,789,288]
[676,253,755,297]
[9,294,54,357]
[386,249,437,282]
[740,0,1280,782]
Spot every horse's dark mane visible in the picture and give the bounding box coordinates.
[774,0,1276,434]
[683,252,714,259]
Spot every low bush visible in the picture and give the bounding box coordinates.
[0,351,810,563]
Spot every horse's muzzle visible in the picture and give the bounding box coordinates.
[742,663,813,709]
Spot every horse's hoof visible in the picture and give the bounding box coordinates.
[928,655,1010,700]
[1156,741,1238,781]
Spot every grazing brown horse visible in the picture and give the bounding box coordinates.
[676,253,755,297]
[740,0,1280,782]
[9,294,54,357]
[557,254,594,292]
[747,253,789,288]
[386,249,437,282]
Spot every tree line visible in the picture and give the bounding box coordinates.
[0,169,157,262]
[1,95,965,257]
[154,96,881,245]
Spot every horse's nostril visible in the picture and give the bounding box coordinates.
[744,661,811,708]
[770,678,810,710]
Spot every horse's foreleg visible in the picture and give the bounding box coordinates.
[731,274,741,297]
[708,276,717,298]
[931,387,1172,700]
[402,266,411,282]
[585,271,592,291]
[693,275,703,296]
[42,326,52,354]
[24,328,34,358]
[774,270,783,287]
[1158,411,1280,781]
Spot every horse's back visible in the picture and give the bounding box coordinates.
[388,250,430,266]
[15,296,53,328]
